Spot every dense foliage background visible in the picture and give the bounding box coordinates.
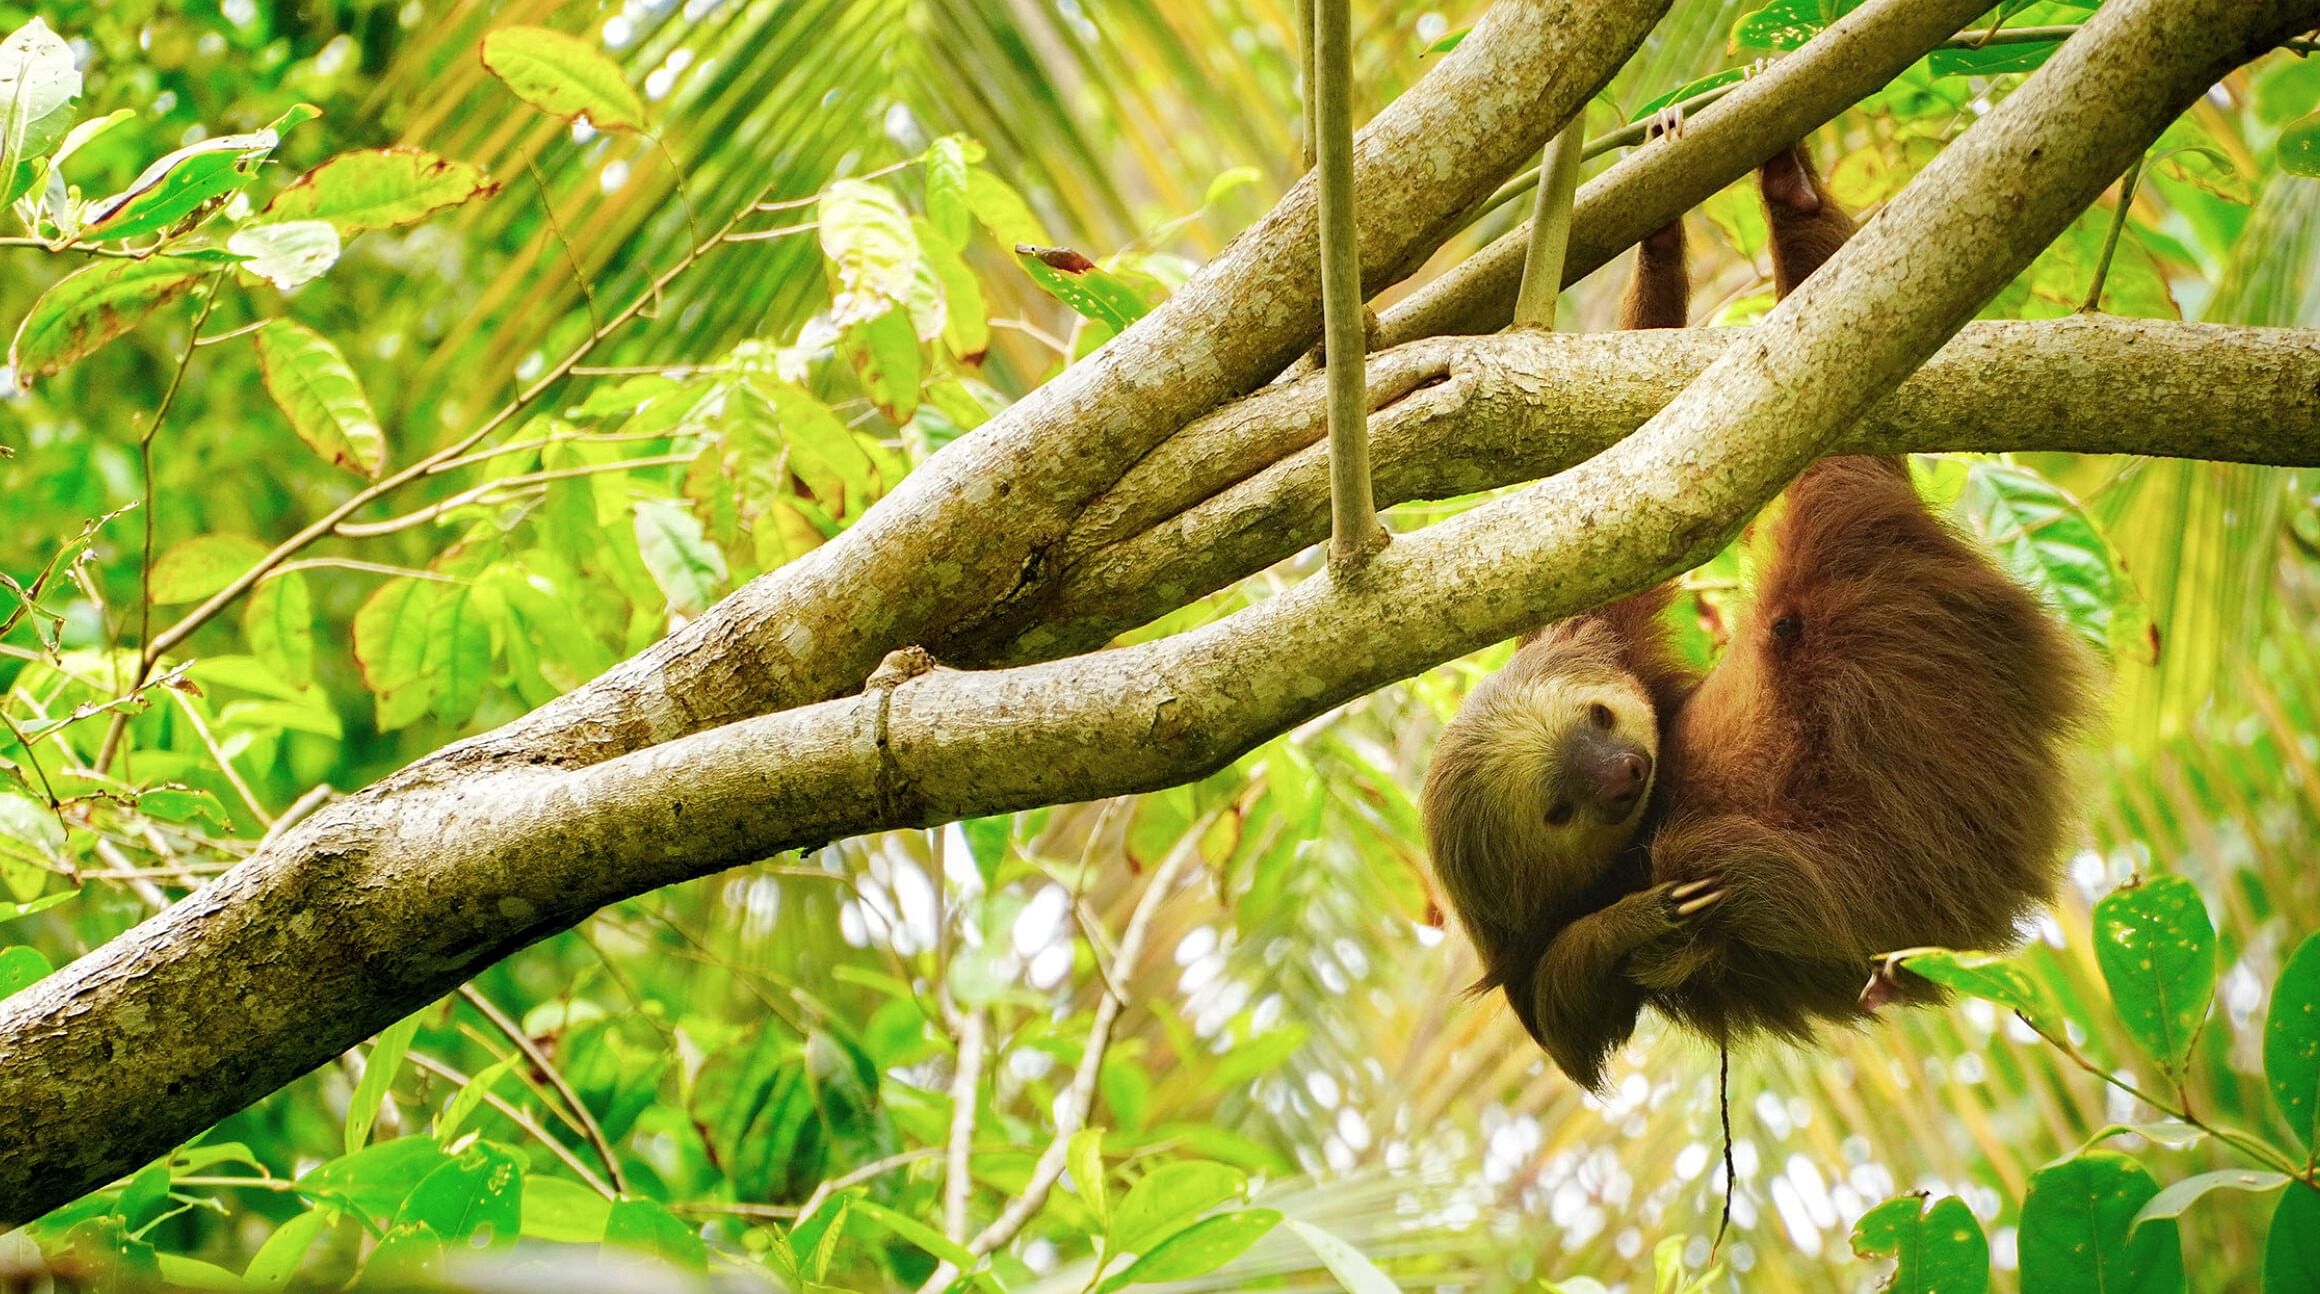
[3,1,2319,1290]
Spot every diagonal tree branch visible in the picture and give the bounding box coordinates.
[2,0,2315,1228]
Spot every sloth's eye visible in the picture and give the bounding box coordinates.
[1589,703,1615,731]
[1545,801,1576,827]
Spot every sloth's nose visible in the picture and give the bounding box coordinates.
[1596,752,1651,812]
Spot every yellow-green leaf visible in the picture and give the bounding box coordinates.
[244,571,316,691]
[253,320,384,476]
[9,256,208,386]
[150,534,270,605]
[481,27,647,133]
[263,147,500,234]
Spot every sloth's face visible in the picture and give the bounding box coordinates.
[1492,672,1659,839]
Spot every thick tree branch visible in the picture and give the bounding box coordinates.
[973,319,2320,662]
[3,0,2316,1226]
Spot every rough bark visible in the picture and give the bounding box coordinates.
[3,0,2318,1224]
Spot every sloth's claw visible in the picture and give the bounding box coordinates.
[1671,884,1725,918]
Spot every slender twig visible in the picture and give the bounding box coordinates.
[915,823,1207,1293]
[2081,153,2145,313]
[648,134,702,253]
[941,1009,987,1243]
[333,453,696,538]
[2016,1014,2309,1182]
[165,691,270,828]
[407,1051,616,1198]
[1512,122,1587,329]
[721,221,815,244]
[456,984,626,1193]
[429,426,696,475]
[1313,0,1381,568]
[1297,0,1318,171]
[795,1147,945,1222]
[528,159,601,332]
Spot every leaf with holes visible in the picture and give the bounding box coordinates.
[393,1142,522,1247]
[9,256,209,385]
[253,320,383,476]
[263,147,499,234]
[2281,112,2320,177]
[2019,1153,2184,1294]
[2093,876,2216,1076]
[1850,1192,1988,1294]
[2267,934,2320,1157]
[1016,245,1153,334]
[481,27,646,133]
[81,104,316,241]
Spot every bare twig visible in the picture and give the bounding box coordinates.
[455,984,626,1193]
[1313,0,1382,568]
[941,1009,986,1243]
[407,1051,616,1198]
[2081,153,2146,313]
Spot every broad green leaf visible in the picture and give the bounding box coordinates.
[9,256,209,386]
[361,1221,445,1285]
[244,571,316,690]
[1732,0,1862,51]
[0,18,81,206]
[345,1012,422,1155]
[2131,1169,2287,1237]
[0,889,74,924]
[964,166,1048,247]
[847,306,921,424]
[2267,1182,2320,1294]
[1070,1127,1109,1230]
[0,790,65,900]
[924,136,974,248]
[1850,1193,1989,1294]
[2092,876,2216,1075]
[1632,68,1747,123]
[252,320,384,475]
[299,1137,451,1223]
[0,943,53,997]
[242,1209,326,1290]
[2266,933,2320,1156]
[1928,39,2062,78]
[152,1254,244,1291]
[1961,462,2129,654]
[1098,1209,1280,1291]
[820,179,919,326]
[228,220,341,289]
[2018,1153,2185,1294]
[633,498,727,616]
[262,147,499,234]
[604,1197,706,1271]
[354,578,442,731]
[481,27,647,132]
[1110,1160,1246,1255]
[926,236,988,363]
[1284,1219,1402,1294]
[2283,112,2320,177]
[960,816,1009,886]
[138,785,231,831]
[520,1177,611,1243]
[81,111,310,240]
[1896,949,2064,1034]
[395,1142,523,1247]
[421,586,493,728]
[1016,247,1152,334]
[150,534,271,605]
[433,1052,519,1142]
[849,1198,977,1270]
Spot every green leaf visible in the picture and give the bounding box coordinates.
[433,1053,519,1143]
[820,179,919,327]
[150,534,271,605]
[1097,1209,1280,1290]
[253,320,383,476]
[960,816,1009,887]
[964,167,1048,247]
[1632,68,1747,123]
[262,147,500,234]
[2284,112,2320,178]
[8,256,209,386]
[2092,876,2216,1076]
[242,1209,326,1290]
[0,943,54,997]
[1109,1160,1247,1256]
[1016,247,1153,334]
[481,27,648,133]
[520,1177,611,1243]
[81,116,304,241]
[926,235,988,364]
[2131,1169,2288,1237]
[0,790,64,901]
[421,586,494,728]
[1897,948,2064,1035]
[1283,1219,1403,1294]
[2018,1153,2185,1294]
[345,1012,422,1155]
[1849,1193,1989,1294]
[849,1198,977,1270]
[152,1253,244,1291]
[604,1197,707,1271]
[847,306,922,424]
[299,1137,451,1224]
[228,220,341,289]
[924,136,974,249]
[2266,933,2320,1156]
[633,498,727,615]
[1961,461,2130,655]
[394,1141,523,1246]
[0,18,82,206]
[1070,1127,1109,1230]
[2266,1182,2320,1294]
[1731,0,1861,51]
[244,572,316,690]
[355,579,440,730]
[1928,39,2062,78]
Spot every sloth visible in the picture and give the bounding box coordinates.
[1421,144,2095,1091]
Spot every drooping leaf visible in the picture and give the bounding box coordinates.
[1849,1193,1989,1294]
[421,585,494,728]
[353,578,442,731]
[1284,1219,1403,1294]
[0,18,81,206]
[632,498,727,616]
[2092,876,2217,1076]
[344,1011,422,1155]
[819,179,919,327]
[924,136,975,249]
[1109,1160,1246,1256]
[1016,245,1153,334]
[244,571,316,690]
[9,256,209,386]
[2266,1182,2320,1294]
[262,147,499,234]
[846,306,921,424]
[228,220,341,289]
[1097,1209,1281,1291]
[252,320,384,475]
[603,1197,706,1271]
[2018,1153,2185,1294]
[1896,948,2065,1036]
[2131,1169,2288,1237]
[2265,933,2320,1156]
[481,27,648,133]
[241,1209,326,1290]
[149,534,271,605]
[1069,1127,1109,1230]
[81,108,314,240]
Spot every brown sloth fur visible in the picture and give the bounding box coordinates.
[1421,145,2096,1092]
